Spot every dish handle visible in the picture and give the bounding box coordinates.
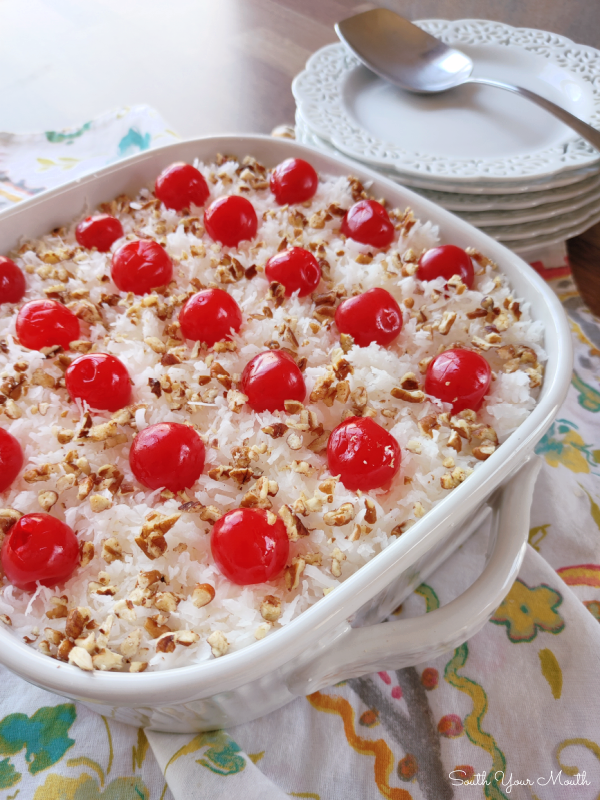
[287,457,540,696]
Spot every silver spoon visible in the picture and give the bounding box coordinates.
[335,9,600,152]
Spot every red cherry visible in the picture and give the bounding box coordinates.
[327,416,401,491]
[179,288,242,347]
[270,158,318,205]
[0,257,26,303]
[425,349,491,413]
[111,240,173,294]
[264,248,321,297]
[1,513,80,592]
[417,245,474,288]
[211,508,289,585]
[341,200,395,248]
[65,353,132,412]
[16,300,80,351]
[0,428,23,492]
[204,196,257,247]
[240,351,306,412]
[335,288,402,347]
[75,215,124,252]
[155,162,210,211]
[130,422,205,492]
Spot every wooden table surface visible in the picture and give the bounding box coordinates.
[1,0,599,313]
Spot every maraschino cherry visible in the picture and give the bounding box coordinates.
[211,508,289,585]
[265,248,321,297]
[0,257,26,303]
[179,288,242,347]
[130,422,205,492]
[240,350,306,412]
[270,158,318,205]
[204,196,257,247]
[155,162,210,211]
[111,240,173,294]
[0,428,23,492]
[65,353,132,412]
[418,245,475,288]
[16,300,80,351]
[75,215,123,252]
[327,416,401,491]
[1,513,80,591]
[341,199,395,248]
[335,288,402,347]
[425,348,491,413]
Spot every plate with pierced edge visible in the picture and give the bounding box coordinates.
[292,21,600,183]
[294,108,600,194]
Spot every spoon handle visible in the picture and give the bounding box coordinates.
[468,77,600,151]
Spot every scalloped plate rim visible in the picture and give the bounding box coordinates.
[292,20,600,182]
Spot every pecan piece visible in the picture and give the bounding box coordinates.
[323,503,356,527]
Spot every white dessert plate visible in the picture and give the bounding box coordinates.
[411,172,600,212]
[293,21,600,183]
[479,193,600,240]
[294,109,600,194]
[459,185,600,226]
[506,205,600,252]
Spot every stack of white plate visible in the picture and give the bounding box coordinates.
[292,19,600,256]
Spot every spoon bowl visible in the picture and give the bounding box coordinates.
[336,9,473,93]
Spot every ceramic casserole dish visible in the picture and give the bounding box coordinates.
[0,135,572,732]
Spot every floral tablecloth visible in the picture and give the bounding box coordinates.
[1,106,599,800]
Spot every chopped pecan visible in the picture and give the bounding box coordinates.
[31,368,55,388]
[154,592,181,613]
[144,616,171,639]
[68,646,94,671]
[77,475,95,500]
[440,467,468,490]
[227,389,247,413]
[0,508,22,534]
[323,503,355,527]
[89,494,112,513]
[191,583,215,608]
[437,311,457,335]
[56,473,77,493]
[364,498,377,524]
[473,441,496,460]
[207,630,229,658]
[284,399,304,414]
[331,547,346,577]
[286,431,303,451]
[65,607,92,640]
[284,557,306,590]
[391,387,425,403]
[348,523,371,542]
[46,595,69,620]
[80,541,94,568]
[447,430,462,453]
[101,538,123,563]
[350,386,367,411]
[418,415,439,438]
[339,333,354,354]
[260,595,281,622]
[262,422,288,439]
[92,649,124,671]
[268,281,286,307]
[119,629,143,658]
[24,463,61,483]
[278,505,310,541]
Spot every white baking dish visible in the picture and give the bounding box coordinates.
[0,135,572,732]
